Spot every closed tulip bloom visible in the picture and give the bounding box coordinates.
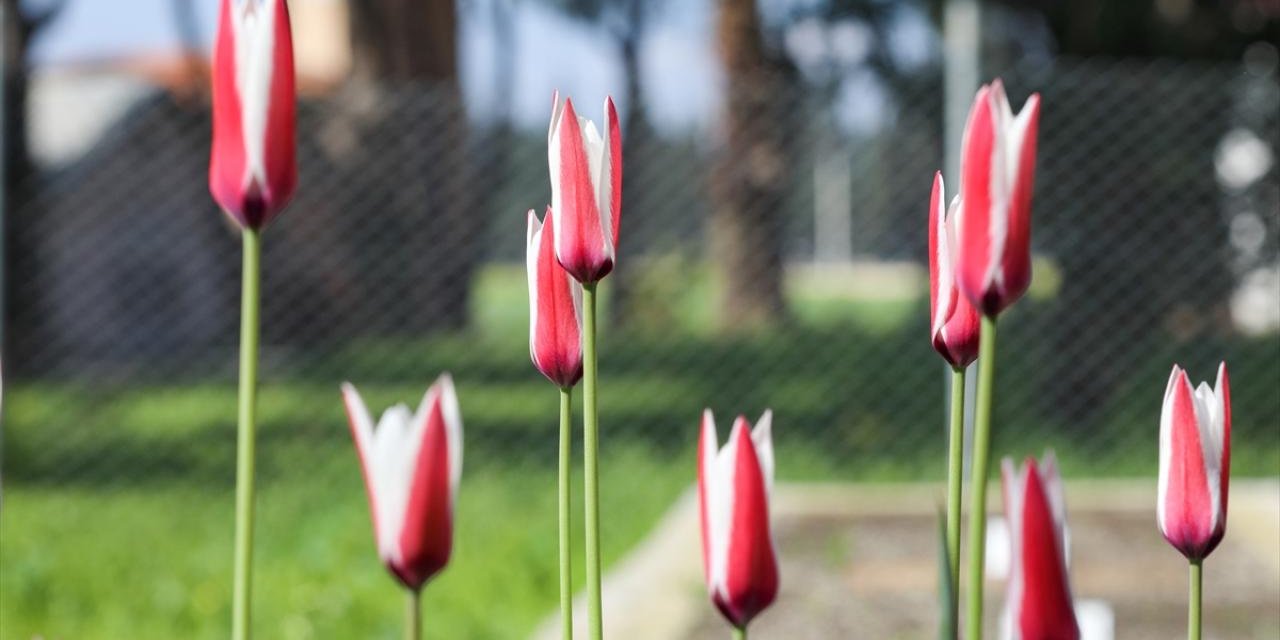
[1158,363,1231,561]
[1001,453,1079,640]
[956,79,1041,316]
[698,410,779,631]
[527,208,584,388]
[929,172,981,368]
[547,92,622,284]
[342,376,463,591]
[209,0,297,230]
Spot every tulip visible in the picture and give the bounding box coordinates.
[549,92,621,639]
[527,206,584,638]
[959,79,1043,640]
[931,170,980,637]
[210,0,297,230]
[547,92,622,285]
[930,172,981,369]
[1159,363,1231,561]
[341,376,463,592]
[1001,453,1079,640]
[527,208,584,388]
[955,79,1041,317]
[698,410,779,634]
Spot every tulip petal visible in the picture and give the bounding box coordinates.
[395,382,455,589]
[718,419,779,628]
[606,96,622,250]
[698,410,720,592]
[1003,455,1079,640]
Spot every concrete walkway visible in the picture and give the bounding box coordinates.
[531,479,1279,639]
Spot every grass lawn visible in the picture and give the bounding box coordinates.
[0,449,691,639]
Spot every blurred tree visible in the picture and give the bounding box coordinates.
[981,0,1278,423]
[711,0,796,329]
[3,0,68,366]
[334,0,478,333]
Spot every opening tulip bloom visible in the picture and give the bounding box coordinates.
[527,208,584,388]
[210,0,297,230]
[1158,363,1231,561]
[1001,453,1079,640]
[698,410,779,632]
[929,172,981,369]
[547,92,622,284]
[955,79,1041,316]
[342,376,463,591]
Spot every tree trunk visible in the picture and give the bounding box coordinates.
[711,0,790,329]
[608,0,649,328]
[4,0,67,368]
[325,0,476,334]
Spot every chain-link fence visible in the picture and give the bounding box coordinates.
[2,56,1278,636]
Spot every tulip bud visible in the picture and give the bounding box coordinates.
[1001,453,1079,640]
[342,376,463,591]
[527,208,584,388]
[548,93,622,284]
[929,172,981,368]
[698,410,779,631]
[1158,363,1231,561]
[956,79,1041,316]
[209,0,297,230]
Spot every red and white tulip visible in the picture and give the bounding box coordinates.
[1158,363,1231,561]
[956,79,1041,316]
[1001,453,1079,640]
[527,208,584,388]
[698,410,779,631]
[929,172,981,369]
[342,376,463,591]
[547,92,622,284]
[209,0,297,230]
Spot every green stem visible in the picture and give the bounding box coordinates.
[1189,560,1202,640]
[559,386,575,640]
[965,314,997,640]
[945,366,966,635]
[582,284,603,640]
[232,229,261,640]
[406,588,421,640]
[732,626,747,640]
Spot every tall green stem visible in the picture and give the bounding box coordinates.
[1188,560,1202,640]
[582,284,603,640]
[945,366,966,635]
[232,229,261,640]
[965,314,997,640]
[405,588,421,640]
[732,627,747,640]
[559,386,575,640]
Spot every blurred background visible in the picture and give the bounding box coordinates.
[1,0,1277,638]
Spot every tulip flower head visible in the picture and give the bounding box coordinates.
[527,208,584,388]
[956,79,1041,316]
[342,376,462,591]
[547,92,622,284]
[929,172,981,369]
[1001,453,1079,640]
[209,0,297,230]
[1158,363,1231,561]
[698,410,779,631]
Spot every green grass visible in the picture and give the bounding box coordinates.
[0,449,691,639]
